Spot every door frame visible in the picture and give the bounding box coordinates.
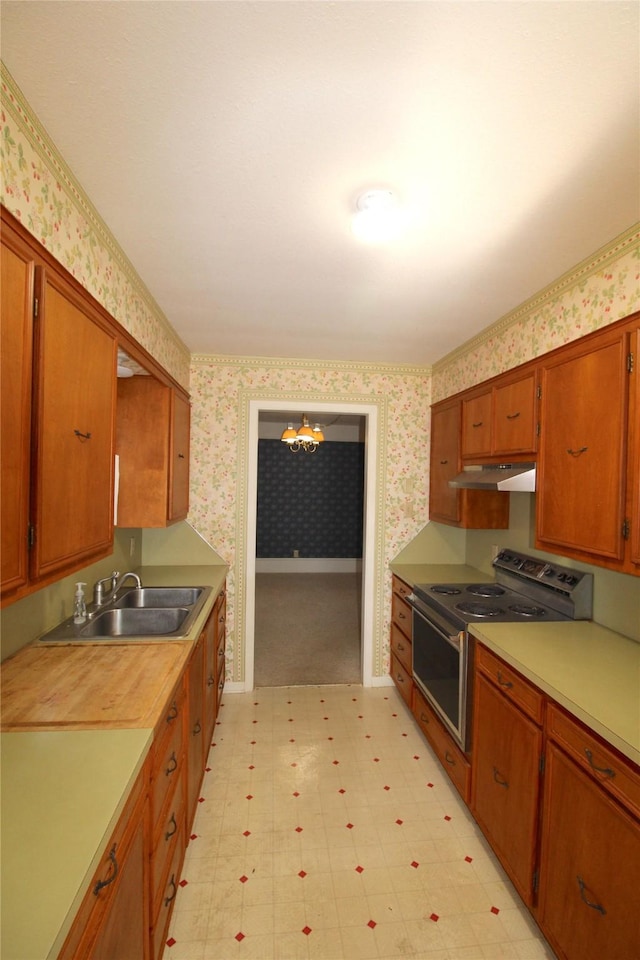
[236,394,386,691]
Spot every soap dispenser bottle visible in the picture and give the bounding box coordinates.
[73,582,87,624]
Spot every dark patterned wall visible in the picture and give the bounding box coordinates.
[256,440,364,557]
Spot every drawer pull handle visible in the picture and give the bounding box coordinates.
[193,719,202,736]
[165,813,178,841]
[567,446,588,457]
[577,875,606,915]
[165,752,178,776]
[497,671,513,689]
[420,712,430,724]
[399,611,407,619]
[74,429,92,441]
[178,452,185,459]
[396,673,404,683]
[472,421,483,428]
[585,749,615,780]
[493,766,509,789]
[440,459,448,465]
[397,642,405,652]
[166,700,178,723]
[506,412,521,420]
[444,751,456,766]
[93,844,118,895]
[164,874,178,907]
[207,673,215,687]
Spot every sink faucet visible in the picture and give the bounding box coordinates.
[92,570,120,608]
[93,570,142,609]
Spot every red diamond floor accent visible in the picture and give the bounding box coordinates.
[491,906,500,914]
[248,764,255,770]
[295,826,303,833]
[346,823,354,829]
[239,875,248,883]
[384,785,390,791]
[367,920,377,929]
[338,788,346,794]
[243,830,251,837]
[427,782,434,788]
[246,795,253,800]
[430,913,439,922]
[293,791,300,797]
[333,760,339,765]
[302,926,312,936]
[198,797,205,803]
[444,815,452,821]
[235,932,245,942]
[413,755,420,760]
[190,834,197,840]
[355,865,364,873]
[396,819,403,825]
[373,758,380,762]
[250,740,256,744]
[465,855,473,862]
[298,870,307,878]
[166,937,176,947]
[411,861,419,869]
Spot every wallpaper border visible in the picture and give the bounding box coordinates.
[191,353,429,378]
[234,388,388,683]
[0,61,190,365]
[432,223,640,374]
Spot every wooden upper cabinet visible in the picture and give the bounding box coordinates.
[1,222,34,597]
[493,371,538,455]
[461,369,537,461]
[628,324,640,571]
[430,396,509,529]
[536,323,630,568]
[30,268,117,581]
[461,389,492,459]
[116,377,190,528]
[168,390,190,522]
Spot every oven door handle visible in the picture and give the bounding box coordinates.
[444,631,463,651]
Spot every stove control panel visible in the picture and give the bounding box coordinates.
[494,549,589,594]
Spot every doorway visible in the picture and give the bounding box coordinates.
[241,398,381,691]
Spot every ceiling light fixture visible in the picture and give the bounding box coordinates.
[280,414,325,453]
[351,189,406,244]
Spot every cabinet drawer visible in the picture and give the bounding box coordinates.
[392,575,412,602]
[152,772,185,911]
[476,644,544,723]
[412,685,470,803]
[390,622,412,675]
[390,652,413,707]
[391,592,412,638]
[547,702,640,816]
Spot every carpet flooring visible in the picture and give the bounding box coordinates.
[254,573,362,687]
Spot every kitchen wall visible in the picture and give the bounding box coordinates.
[1,63,638,670]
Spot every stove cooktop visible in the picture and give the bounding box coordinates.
[413,582,570,625]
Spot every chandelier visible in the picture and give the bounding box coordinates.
[280,414,325,453]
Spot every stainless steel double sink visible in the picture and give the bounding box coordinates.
[39,586,212,642]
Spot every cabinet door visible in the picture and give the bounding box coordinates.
[536,328,628,563]
[31,268,116,580]
[186,633,206,829]
[471,672,542,905]
[538,743,640,960]
[493,372,537,456]
[202,606,217,748]
[1,226,34,596]
[169,391,190,522]
[430,400,462,523]
[461,390,492,458]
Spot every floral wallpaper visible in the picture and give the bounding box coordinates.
[432,227,640,401]
[0,64,190,388]
[189,358,430,681]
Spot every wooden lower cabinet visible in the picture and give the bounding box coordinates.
[390,575,413,705]
[186,631,206,829]
[537,742,640,960]
[413,684,470,803]
[59,763,149,960]
[471,672,542,905]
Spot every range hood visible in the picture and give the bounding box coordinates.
[449,463,536,492]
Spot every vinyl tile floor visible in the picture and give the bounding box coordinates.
[165,685,556,960]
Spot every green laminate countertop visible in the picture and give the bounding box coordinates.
[470,620,640,766]
[390,562,491,586]
[0,728,152,960]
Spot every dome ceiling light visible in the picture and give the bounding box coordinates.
[351,189,407,244]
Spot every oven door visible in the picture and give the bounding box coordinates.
[408,595,470,751]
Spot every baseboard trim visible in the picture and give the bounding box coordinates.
[255,558,362,574]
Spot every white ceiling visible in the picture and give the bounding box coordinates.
[1,1,638,366]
